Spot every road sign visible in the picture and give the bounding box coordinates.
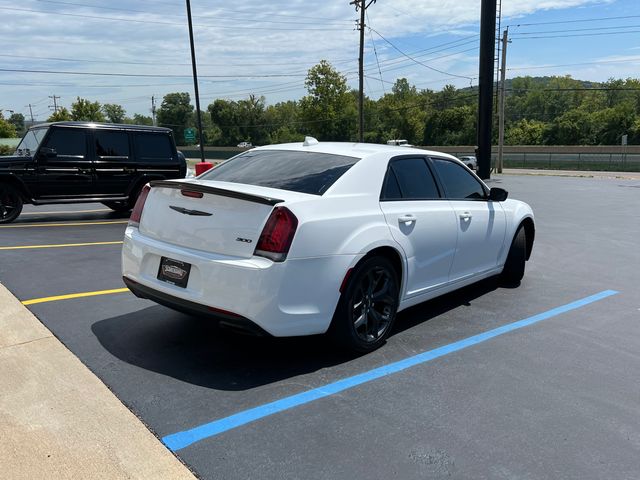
[184,128,196,143]
[621,134,628,146]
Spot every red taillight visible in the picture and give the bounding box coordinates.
[254,207,298,262]
[128,184,151,227]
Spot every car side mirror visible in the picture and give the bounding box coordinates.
[38,147,57,161]
[489,187,508,202]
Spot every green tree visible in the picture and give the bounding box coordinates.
[129,114,154,126]
[505,119,547,145]
[102,103,126,123]
[47,107,72,122]
[8,113,25,135]
[157,92,194,143]
[208,99,241,145]
[71,97,105,121]
[424,104,476,145]
[299,60,356,141]
[377,78,428,144]
[0,113,17,137]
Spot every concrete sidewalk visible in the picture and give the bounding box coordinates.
[0,283,195,480]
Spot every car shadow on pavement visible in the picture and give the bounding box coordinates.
[91,277,500,392]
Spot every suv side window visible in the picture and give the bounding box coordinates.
[43,128,86,157]
[95,131,129,158]
[431,158,486,200]
[135,133,173,162]
[381,157,440,200]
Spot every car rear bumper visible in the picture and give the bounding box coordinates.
[122,226,361,337]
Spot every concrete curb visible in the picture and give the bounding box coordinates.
[499,168,640,180]
[0,283,195,480]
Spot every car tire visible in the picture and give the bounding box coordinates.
[329,256,399,353]
[0,183,23,224]
[501,226,526,286]
[102,185,144,212]
[102,200,132,212]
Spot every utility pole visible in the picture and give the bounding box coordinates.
[151,95,157,126]
[351,0,376,143]
[476,0,497,180]
[48,95,60,113]
[185,0,206,163]
[497,28,509,174]
[28,104,35,123]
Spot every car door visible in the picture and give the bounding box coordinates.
[379,156,458,298]
[133,132,181,179]
[92,129,136,196]
[430,157,507,281]
[35,127,94,198]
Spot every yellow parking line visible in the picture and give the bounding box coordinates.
[22,288,130,306]
[0,241,123,251]
[21,209,111,215]
[0,220,129,228]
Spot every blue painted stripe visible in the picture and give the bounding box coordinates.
[163,289,618,451]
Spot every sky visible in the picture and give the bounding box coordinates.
[0,0,638,121]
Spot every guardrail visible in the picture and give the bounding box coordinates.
[177,145,640,172]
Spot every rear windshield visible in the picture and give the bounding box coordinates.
[200,150,360,195]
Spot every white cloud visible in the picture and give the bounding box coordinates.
[0,0,619,118]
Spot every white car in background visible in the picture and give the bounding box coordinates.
[122,138,534,352]
[459,155,478,170]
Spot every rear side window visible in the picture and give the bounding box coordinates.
[95,131,129,158]
[200,150,360,195]
[135,133,173,162]
[44,128,86,157]
[431,158,486,199]
[381,157,440,200]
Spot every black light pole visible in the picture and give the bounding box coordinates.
[476,0,497,180]
[185,0,206,163]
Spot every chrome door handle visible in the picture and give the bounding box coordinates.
[398,214,416,225]
[459,212,472,221]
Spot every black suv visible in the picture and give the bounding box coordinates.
[0,121,186,223]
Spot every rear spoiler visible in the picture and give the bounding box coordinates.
[149,180,283,206]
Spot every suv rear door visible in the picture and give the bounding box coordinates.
[34,127,94,198]
[92,129,137,196]
[133,132,182,180]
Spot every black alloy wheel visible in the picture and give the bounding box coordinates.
[331,256,399,353]
[0,183,23,224]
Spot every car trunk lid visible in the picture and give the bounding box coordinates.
[139,180,306,258]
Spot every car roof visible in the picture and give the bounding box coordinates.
[30,121,172,133]
[254,140,458,161]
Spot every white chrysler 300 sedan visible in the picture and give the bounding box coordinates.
[122,138,534,352]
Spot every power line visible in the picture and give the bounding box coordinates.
[0,53,355,69]
[368,26,474,81]
[510,14,640,27]
[513,24,640,35]
[511,30,640,40]
[0,6,350,31]
[366,10,385,95]
[34,0,353,25]
[0,67,307,79]
[507,57,640,71]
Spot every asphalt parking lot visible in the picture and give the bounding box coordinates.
[1,174,639,479]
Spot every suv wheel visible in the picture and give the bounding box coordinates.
[0,183,23,224]
[102,200,132,212]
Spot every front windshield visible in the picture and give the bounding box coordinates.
[15,127,49,157]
